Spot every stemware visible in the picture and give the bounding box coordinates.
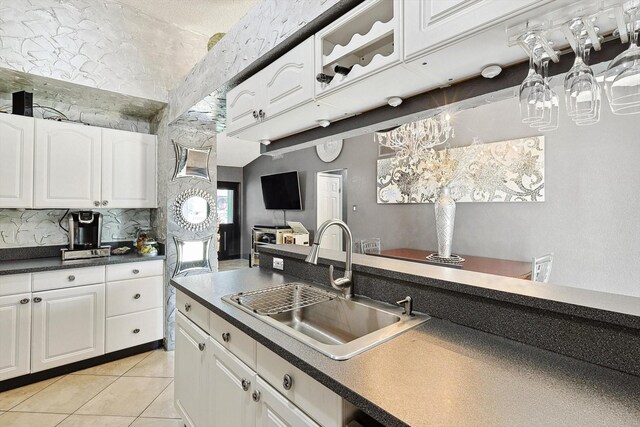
[564,19,600,124]
[533,58,560,131]
[574,46,601,125]
[519,33,545,124]
[604,3,640,115]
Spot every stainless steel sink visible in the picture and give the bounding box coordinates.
[223,283,429,360]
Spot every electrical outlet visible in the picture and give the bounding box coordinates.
[273,257,284,270]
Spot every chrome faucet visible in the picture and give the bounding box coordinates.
[305,219,353,299]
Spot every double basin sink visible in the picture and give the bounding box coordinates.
[223,283,429,360]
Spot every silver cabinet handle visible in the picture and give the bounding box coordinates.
[102,200,109,206]
[252,390,261,402]
[33,297,42,303]
[252,110,259,120]
[184,303,191,312]
[132,269,140,274]
[258,109,265,120]
[198,342,205,351]
[94,201,100,207]
[222,332,230,343]
[68,275,75,281]
[20,298,30,304]
[133,328,140,334]
[134,293,141,299]
[283,374,293,390]
[241,378,250,391]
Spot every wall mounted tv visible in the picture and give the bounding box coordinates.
[260,171,302,210]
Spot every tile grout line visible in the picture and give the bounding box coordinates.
[136,379,174,420]
[2,373,68,411]
[121,350,158,377]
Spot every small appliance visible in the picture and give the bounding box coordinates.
[61,211,111,261]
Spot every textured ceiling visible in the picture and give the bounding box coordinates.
[113,0,258,37]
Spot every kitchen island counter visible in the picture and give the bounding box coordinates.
[171,267,640,427]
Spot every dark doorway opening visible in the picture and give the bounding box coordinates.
[217,181,241,260]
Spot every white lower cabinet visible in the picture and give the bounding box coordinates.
[255,376,320,427]
[208,337,256,427]
[174,291,355,427]
[175,312,209,427]
[31,283,105,372]
[0,293,31,381]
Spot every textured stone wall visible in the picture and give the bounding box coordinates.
[0,0,208,101]
[0,208,150,248]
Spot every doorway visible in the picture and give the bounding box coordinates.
[217,181,241,260]
[316,170,347,251]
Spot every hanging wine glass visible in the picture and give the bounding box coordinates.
[534,58,560,131]
[574,45,601,126]
[564,19,600,124]
[519,33,545,124]
[604,2,640,115]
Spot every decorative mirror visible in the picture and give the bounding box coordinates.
[173,189,216,231]
[173,140,212,181]
[173,236,213,276]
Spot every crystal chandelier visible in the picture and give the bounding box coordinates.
[376,112,455,158]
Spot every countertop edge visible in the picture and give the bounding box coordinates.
[0,254,166,275]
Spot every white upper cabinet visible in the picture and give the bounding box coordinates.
[226,37,322,139]
[226,73,263,134]
[404,0,548,60]
[34,120,102,209]
[262,37,315,119]
[0,293,31,382]
[30,283,105,373]
[101,128,157,208]
[0,115,34,208]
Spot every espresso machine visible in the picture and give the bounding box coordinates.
[61,211,110,260]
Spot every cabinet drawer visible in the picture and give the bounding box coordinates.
[32,266,105,292]
[106,276,163,317]
[106,307,163,353]
[257,344,347,427]
[176,290,209,333]
[0,274,31,296]
[210,311,256,370]
[106,260,163,282]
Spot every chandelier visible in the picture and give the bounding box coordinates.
[376,112,455,158]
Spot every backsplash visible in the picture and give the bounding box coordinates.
[0,208,151,248]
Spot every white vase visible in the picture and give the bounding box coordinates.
[435,186,456,258]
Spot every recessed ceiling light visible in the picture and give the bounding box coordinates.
[317,119,330,128]
[387,97,403,107]
[260,139,271,145]
[481,64,502,79]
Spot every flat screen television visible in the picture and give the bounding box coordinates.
[260,171,302,210]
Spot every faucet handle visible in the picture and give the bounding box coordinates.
[396,296,414,317]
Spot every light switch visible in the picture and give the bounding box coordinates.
[273,257,284,270]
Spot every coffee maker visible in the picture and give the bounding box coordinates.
[61,211,110,260]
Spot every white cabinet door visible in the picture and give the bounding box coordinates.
[0,114,34,208]
[175,312,209,427]
[256,377,320,427]
[226,73,263,135]
[34,119,102,208]
[209,338,256,427]
[101,128,157,208]
[262,37,314,120]
[404,0,546,60]
[31,283,105,372]
[0,293,31,381]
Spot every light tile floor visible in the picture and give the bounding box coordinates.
[0,350,181,427]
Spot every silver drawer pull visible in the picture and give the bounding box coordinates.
[241,378,250,391]
[68,275,75,281]
[184,303,191,312]
[133,328,140,334]
[283,374,293,390]
[198,342,205,351]
[132,269,140,274]
[222,332,230,343]
[20,298,30,304]
[252,390,261,402]
[134,293,141,299]
[33,297,42,303]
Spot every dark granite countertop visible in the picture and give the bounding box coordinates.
[0,253,166,275]
[171,268,640,427]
